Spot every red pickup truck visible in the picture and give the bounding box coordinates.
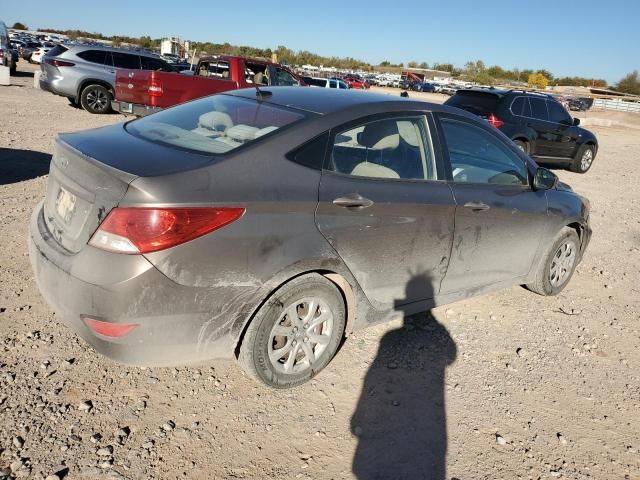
[111,55,303,116]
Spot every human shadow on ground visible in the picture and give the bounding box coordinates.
[351,274,457,480]
[0,147,51,185]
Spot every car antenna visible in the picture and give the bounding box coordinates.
[254,81,272,100]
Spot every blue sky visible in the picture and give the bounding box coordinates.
[7,0,638,84]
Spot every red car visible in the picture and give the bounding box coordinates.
[342,75,370,89]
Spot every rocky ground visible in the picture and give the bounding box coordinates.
[1,63,639,480]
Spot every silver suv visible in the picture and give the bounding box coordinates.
[40,44,175,114]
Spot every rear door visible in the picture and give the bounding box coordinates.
[316,113,456,309]
[435,113,548,293]
[527,97,556,156]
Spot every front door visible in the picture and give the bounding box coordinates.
[316,114,456,309]
[546,100,580,158]
[435,114,548,293]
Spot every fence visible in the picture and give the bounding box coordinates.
[592,97,640,113]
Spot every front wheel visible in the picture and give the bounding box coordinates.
[238,274,346,388]
[570,144,595,173]
[526,227,580,296]
[80,84,112,114]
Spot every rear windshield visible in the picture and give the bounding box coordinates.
[47,45,68,57]
[446,91,501,116]
[126,95,307,155]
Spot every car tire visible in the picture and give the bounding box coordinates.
[80,84,112,114]
[10,65,16,75]
[526,227,580,296]
[238,273,346,389]
[513,139,530,154]
[570,144,595,174]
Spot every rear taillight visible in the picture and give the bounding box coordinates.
[148,79,163,97]
[487,114,504,129]
[46,58,75,67]
[89,207,245,254]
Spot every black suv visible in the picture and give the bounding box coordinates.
[445,89,598,173]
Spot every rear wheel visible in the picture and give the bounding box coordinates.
[570,144,595,173]
[513,139,530,154]
[526,227,580,296]
[238,274,346,388]
[80,84,112,114]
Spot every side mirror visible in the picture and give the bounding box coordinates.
[533,167,558,191]
[573,117,580,126]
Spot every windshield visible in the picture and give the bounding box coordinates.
[126,95,307,155]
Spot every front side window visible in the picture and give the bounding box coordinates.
[329,116,435,181]
[547,101,572,124]
[529,98,549,121]
[440,117,528,186]
[126,94,307,155]
[111,52,141,69]
[275,67,299,86]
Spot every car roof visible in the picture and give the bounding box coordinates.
[457,87,554,100]
[67,43,160,58]
[225,86,472,117]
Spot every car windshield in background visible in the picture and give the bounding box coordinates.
[126,95,307,154]
[446,91,500,116]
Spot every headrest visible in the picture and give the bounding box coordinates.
[360,121,400,150]
[351,162,400,179]
[198,111,233,131]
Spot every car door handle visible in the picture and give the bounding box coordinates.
[333,194,374,209]
[463,201,490,211]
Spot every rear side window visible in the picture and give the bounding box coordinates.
[111,52,141,69]
[287,133,329,170]
[197,60,230,79]
[77,50,107,65]
[445,91,500,116]
[126,95,307,155]
[529,98,549,121]
[47,45,68,57]
[141,56,174,72]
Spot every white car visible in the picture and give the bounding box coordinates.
[30,46,51,64]
[306,77,349,89]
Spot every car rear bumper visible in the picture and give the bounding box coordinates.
[28,202,240,366]
[111,100,162,117]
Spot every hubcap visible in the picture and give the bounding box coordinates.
[268,297,334,374]
[87,89,108,111]
[549,240,577,287]
[580,149,593,171]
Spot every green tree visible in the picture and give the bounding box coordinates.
[11,22,28,30]
[615,71,640,95]
[407,61,419,68]
[418,62,429,69]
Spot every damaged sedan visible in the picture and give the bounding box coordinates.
[29,87,591,388]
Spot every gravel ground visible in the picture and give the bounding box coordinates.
[1,63,639,480]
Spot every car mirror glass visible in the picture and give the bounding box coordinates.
[533,167,558,191]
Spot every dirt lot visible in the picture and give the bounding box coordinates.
[1,63,639,480]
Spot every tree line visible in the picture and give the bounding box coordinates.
[19,24,640,94]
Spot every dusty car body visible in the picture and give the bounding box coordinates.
[29,87,591,387]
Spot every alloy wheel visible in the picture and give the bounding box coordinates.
[549,240,577,287]
[581,149,594,171]
[86,89,108,111]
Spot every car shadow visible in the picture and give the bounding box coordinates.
[351,274,457,480]
[0,148,51,185]
[11,69,34,78]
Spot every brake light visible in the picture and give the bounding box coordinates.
[89,207,245,254]
[487,114,504,129]
[46,58,75,67]
[148,78,163,97]
[82,317,138,338]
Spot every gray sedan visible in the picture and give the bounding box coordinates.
[29,88,591,388]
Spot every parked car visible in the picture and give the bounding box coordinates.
[18,41,42,61]
[113,56,303,116]
[445,88,598,173]
[568,98,589,112]
[398,79,413,90]
[0,21,17,74]
[30,46,52,64]
[304,76,349,89]
[40,44,177,114]
[377,78,392,87]
[412,82,436,93]
[341,75,369,89]
[440,84,459,95]
[29,87,591,388]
